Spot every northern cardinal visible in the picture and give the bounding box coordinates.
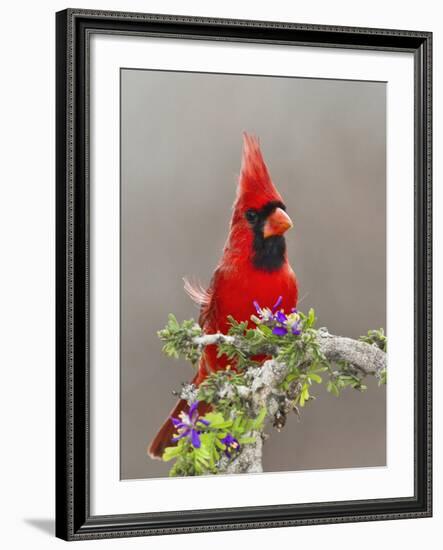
[148,133,298,459]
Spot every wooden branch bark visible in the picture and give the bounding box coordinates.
[316,328,386,375]
[194,328,386,375]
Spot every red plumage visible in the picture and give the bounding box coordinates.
[148,133,298,459]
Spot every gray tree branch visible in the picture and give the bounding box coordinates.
[184,328,386,474]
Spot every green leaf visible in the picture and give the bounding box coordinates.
[204,412,231,428]
[214,438,226,450]
[258,324,273,336]
[251,407,267,429]
[238,436,256,444]
[327,381,340,397]
[162,445,183,462]
[307,308,316,327]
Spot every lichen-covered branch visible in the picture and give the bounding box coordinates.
[316,328,386,375]
[192,328,386,375]
[173,329,386,474]
[157,309,387,476]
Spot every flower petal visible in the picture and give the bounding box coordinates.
[221,433,240,457]
[253,300,262,314]
[272,325,288,336]
[275,310,287,324]
[221,434,233,446]
[171,428,190,442]
[190,429,201,448]
[198,418,210,426]
[171,417,185,428]
[272,296,283,311]
[188,401,199,419]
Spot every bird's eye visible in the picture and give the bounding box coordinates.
[245,209,258,223]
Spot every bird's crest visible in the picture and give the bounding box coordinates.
[235,132,283,210]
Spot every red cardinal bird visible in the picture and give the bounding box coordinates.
[148,133,298,459]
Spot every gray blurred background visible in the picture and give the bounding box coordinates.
[120,69,386,480]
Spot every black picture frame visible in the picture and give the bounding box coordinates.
[55,8,432,541]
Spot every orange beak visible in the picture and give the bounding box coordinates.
[263,208,293,238]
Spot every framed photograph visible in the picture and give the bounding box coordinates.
[55,9,432,540]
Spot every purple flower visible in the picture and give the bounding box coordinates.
[253,296,284,322]
[171,401,210,448]
[252,297,302,338]
[272,308,290,336]
[221,433,240,458]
